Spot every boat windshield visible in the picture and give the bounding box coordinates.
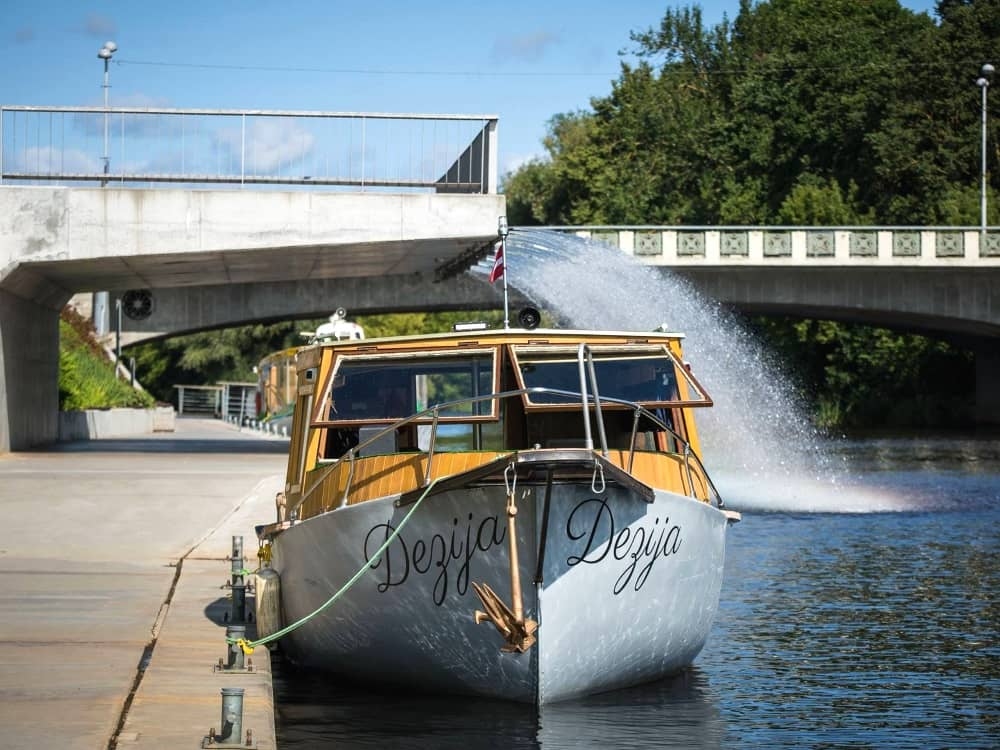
[510,345,711,407]
[315,350,498,423]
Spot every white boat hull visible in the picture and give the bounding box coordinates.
[271,480,730,704]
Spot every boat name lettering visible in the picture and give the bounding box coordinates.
[565,497,682,594]
[363,513,506,606]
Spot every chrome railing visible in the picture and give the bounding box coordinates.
[291,385,724,518]
[577,343,609,457]
[0,105,498,193]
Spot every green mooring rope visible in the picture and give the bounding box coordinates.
[231,477,441,653]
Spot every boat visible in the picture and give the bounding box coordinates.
[254,309,365,427]
[255,346,299,426]
[255,308,739,704]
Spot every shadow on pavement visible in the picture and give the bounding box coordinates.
[42,438,290,454]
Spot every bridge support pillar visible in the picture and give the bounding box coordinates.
[0,291,60,452]
[975,343,1000,426]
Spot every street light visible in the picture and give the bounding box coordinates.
[976,62,994,236]
[98,40,117,186]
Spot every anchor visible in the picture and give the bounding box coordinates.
[472,463,538,653]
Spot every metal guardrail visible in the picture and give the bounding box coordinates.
[174,384,222,416]
[218,382,258,423]
[174,382,258,421]
[0,106,498,193]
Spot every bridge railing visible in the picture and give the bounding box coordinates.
[0,106,498,193]
[174,384,222,416]
[544,226,1000,264]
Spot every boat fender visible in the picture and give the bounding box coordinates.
[254,568,283,642]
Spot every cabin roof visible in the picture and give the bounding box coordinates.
[306,327,687,354]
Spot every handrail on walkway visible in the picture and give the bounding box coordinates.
[0,105,499,193]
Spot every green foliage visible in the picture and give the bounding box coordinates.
[502,0,999,226]
[503,158,563,225]
[352,310,505,339]
[492,0,996,429]
[751,317,975,428]
[936,183,1000,225]
[776,176,875,225]
[129,319,325,404]
[129,311,508,406]
[59,309,155,410]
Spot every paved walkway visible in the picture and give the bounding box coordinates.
[0,417,288,750]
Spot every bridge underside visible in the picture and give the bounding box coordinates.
[111,273,532,345]
[115,265,999,428]
[0,187,506,450]
[676,267,1000,339]
[675,267,1000,425]
[107,264,1000,430]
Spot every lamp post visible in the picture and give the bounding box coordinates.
[92,41,117,337]
[115,296,122,366]
[976,63,994,236]
[98,41,117,186]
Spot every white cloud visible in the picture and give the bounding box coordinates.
[215,119,316,173]
[491,30,560,64]
[12,146,100,174]
[501,150,547,177]
[83,14,117,38]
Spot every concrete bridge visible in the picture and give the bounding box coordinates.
[93,223,999,431]
[110,225,1000,342]
[558,226,1000,337]
[0,185,506,451]
[4,184,999,451]
[1,105,504,451]
[1,105,998,448]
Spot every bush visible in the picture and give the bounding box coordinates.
[59,307,155,410]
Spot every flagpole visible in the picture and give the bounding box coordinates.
[498,216,510,329]
[501,237,510,329]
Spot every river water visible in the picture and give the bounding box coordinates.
[273,434,1000,749]
[275,232,998,746]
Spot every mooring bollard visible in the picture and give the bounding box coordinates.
[203,686,253,747]
[224,535,247,624]
[230,536,244,583]
[220,686,243,741]
[226,624,246,670]
[214,623,254,673]
[231,581,246,624]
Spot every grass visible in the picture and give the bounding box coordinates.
[59,306,155,410]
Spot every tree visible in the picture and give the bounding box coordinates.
[501,0,1000,226]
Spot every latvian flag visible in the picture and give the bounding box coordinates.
[488,239,505,284]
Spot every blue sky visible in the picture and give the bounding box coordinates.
[2,1,939,176]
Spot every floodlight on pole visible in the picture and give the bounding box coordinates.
[976,63,994,237]
[98,41,117,186]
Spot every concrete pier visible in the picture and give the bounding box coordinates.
[0,417,288,749]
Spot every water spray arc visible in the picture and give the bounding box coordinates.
[475,230,900,512]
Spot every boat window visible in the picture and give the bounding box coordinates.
[315,350,498,424]
[421,421,504,452]
[509,345,711,408]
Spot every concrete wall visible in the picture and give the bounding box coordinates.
[57,407,175,441]
[0,290,60,452]
[0,187,508,283]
